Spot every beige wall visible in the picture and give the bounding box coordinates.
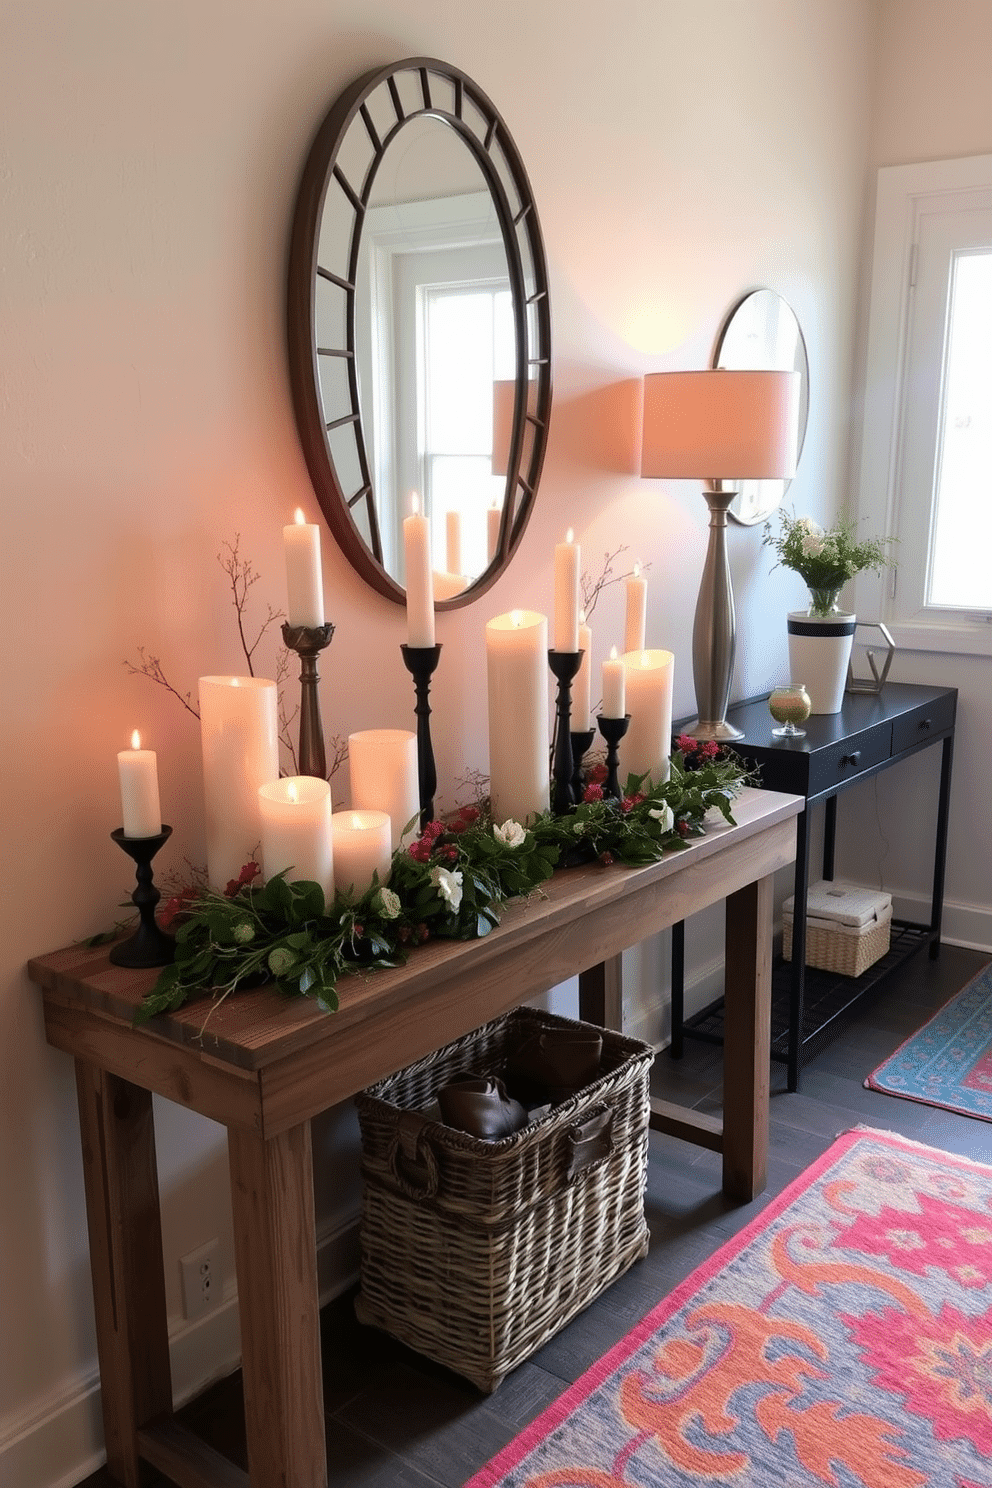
[872,0,992,164]
[0,2,876,1481]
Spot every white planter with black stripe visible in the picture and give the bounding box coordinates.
[786,610,856,714]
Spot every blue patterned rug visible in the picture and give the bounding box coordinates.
[866,961,992,1119]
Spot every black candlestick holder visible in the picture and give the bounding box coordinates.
[282,621,335,778]
[570,727,596,800]
[401,643,442,830]
[596,714,630,801]
[109,825,175,968]
[548,649,583,815]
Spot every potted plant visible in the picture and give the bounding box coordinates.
[762,510,897,714]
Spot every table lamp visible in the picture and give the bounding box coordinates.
[641,368,800,740]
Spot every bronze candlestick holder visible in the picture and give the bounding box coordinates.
[547,649,583,814]
[596,714,630,801]
[109,824,175,968]
[282,621,335,778]
[401,643,442,829]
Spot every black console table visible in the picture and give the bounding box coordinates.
[672,682,957,1091]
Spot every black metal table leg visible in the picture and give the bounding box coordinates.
[670,920,685,1059]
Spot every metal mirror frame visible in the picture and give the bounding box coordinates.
[286,57,553,607]
[713,288,810,526]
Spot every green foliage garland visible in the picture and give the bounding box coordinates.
[136,740,755,1026]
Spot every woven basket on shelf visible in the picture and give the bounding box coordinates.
[783,903,893,977]
[353,1005,653,1392]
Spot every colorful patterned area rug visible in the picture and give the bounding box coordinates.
[866,962,992,1120]
[466,1128,992,1488]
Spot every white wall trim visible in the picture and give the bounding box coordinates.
[891,891,992,955]
[0,1211,361,1488]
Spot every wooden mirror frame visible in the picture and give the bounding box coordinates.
[286,57,553,608]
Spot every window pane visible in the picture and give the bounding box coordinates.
[428,455,504,576]
[426,290,495,452]
[929,249,992,609]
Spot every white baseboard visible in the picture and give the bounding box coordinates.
[890,890,992,954]
[0,1210,362,1488]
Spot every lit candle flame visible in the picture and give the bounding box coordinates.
[294,507,306,525]
[288,781,298,803]
[511,609,523,628]
[641,651,650,667]
[633,561,641,578]
[566,527,574,543]
[609,646,618,661]
[411,492,421,517]
[130,729,141,750]
[580,608,586,625]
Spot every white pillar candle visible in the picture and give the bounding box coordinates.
[573,617,593,730]
[404,494,435,647]
[258,776,333,902]
[445,510,462,577]
[624,563,647,655]
[621,649,675,784]
[199,676,279,890]
[331,809,393,900]
[117,730,162,838]
[486,609,550,826]
[487,503,502,563]
[283,508,325,628]
[432,569,470,600]
[348,729,419,848]
[601,647,626,719]
[553,529,581,652]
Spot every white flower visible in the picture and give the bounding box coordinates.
[493,819,527,848]
[232,921,255,944]
[649,803,675,833]
[795,516,822,535]
[800,530,826,558]
[430,866,464,911]
[376,886,401,920]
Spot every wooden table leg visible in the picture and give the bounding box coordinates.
[721,874,773,1201]
[228,1121,325,1488]
[74,1061,172,1487]
[578,954,623,1029]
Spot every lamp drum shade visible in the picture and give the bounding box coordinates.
[641,369,801,481]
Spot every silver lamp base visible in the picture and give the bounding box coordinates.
[682,716,745,742]
[690,486,742,742]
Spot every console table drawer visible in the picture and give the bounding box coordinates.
[807,720,892,793]
[892,691,957,754]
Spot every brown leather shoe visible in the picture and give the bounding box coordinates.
[507,1026,603,1106]
[436,1075,529,1141]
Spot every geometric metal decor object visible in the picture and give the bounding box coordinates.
[846,620,896,694]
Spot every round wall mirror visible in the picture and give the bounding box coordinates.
[287,58,553,607]
[713,289,809,525]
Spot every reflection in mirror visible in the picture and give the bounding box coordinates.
[287,58,552,607]
[714,289,809,525]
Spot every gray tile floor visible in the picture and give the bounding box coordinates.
[78,942,991,1487]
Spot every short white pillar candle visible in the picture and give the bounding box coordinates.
[199,676,279,891]
[331,809,393,900]
[621,649,675,784]
[117,730,162,838]
[348,729,419,849]
[258,776,334,903]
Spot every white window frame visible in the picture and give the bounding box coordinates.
[855,153,992,657]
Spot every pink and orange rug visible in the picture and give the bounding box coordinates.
[467,1127,992,1487]
[866,962,992,1119]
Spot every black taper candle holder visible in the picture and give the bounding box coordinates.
[109,825,175,968]
[548,649,583,815]
[401,643,442,830]
[596,714,630,801]
[570,727,596,800]
[282,622,335,778]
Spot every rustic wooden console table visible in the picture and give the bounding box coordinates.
[28,786,799,1488]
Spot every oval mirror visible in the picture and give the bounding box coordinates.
[287,58,553,607]
[713,289,809,525]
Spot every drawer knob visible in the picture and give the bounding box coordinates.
[840,750,862,767]
[918,718,931,731]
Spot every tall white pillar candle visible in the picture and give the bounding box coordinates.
[621,650,675,784]
[283,508,325,627]
[601,647,626,719]
[117,730,162,838]
[258,777,334,903]
[624,563,647,655]
[487,503,502,563]
[553,529,581,652]
[404,494,435,647]
[573,618,593,730]
[348,729,419,848]
[331,809,393,899]
[199,676,279,890]
[445,510,462,577]
[486,609,550,826]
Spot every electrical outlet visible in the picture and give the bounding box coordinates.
[180,1239,220,1321]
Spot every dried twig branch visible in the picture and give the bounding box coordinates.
[218,535,284,676]
[122,648,200,718]
[580,545,652,621]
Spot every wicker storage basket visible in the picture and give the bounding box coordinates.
[353,1006,653,1392]
[783,880,893,977]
